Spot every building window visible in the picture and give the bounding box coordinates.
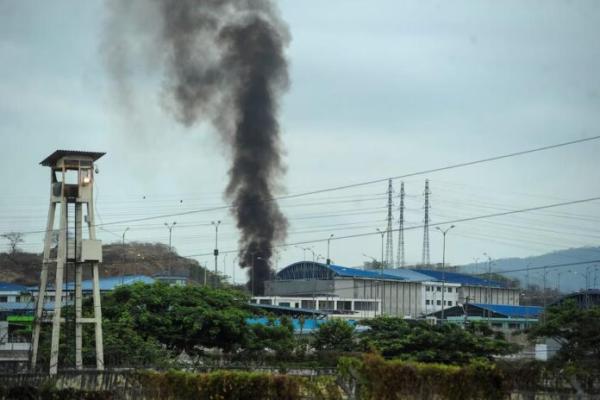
[355,301,378,311]
[436,286,441,292]
[426,286,431,292]
[279,302,290,307]
[447,287,452,293]
[0,296,7,303]
[447,301,452,306]
[426,300,430,305]
[318,300,335,310]
[491,323,503,328]
[301,300,316,309]
[259,299,272,305]
[436,300,441,306]
[336,301,352,311]
[508,323,521,330]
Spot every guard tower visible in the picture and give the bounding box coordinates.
[31,150,105,374]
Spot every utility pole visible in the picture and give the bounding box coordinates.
[164,222,176,275]
[121,227,130,284]
[436,225,455,322]
[542,267,549,318]
[483,253,492,324]
[231,255,239,285]
[326,234,334,265]
[211,220,221,287]
[421,179,431,266]
[396,182,405,268]
[376,228,385,273]
[473,257,480,275]
[384,179,394,268]
[252,254,262,297]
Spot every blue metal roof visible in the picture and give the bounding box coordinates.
[412,269,505,288]
[0,282,28,292]
[0,302,55,311]
[277,261,407,281]
[381,269,438,282]
[328,264,407,281]
[472,303,543,318]
[28,275,155,292]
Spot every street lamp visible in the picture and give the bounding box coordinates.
[483,252,493,323]
[231,255,239,285]
[164,222,176,275]
[252,254,263,297]
[295,245,309,261]
[326,234,334,265]
[376,228,385,271]
[435,225,455,321]
[211,220,221,287]
[121,227,130,284]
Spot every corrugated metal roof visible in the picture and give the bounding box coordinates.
[472,303,543,318]
[412,269,505,288]
[0,282,28,292]
[0,302,55,311]
[380,269,438,282]
[40,150,105,166]
[28,275,155,292]
[328,264,407,281]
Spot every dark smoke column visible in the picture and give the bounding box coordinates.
[105,0,290,295]
[221,18,289,296]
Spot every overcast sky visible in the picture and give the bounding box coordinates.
[1,0,599,284]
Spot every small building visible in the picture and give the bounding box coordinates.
[428,303,543,346]
[250,296,381,319]
[551,289,600,309]
[0,283,30,304]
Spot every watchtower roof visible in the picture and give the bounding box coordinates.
[40,150,105,167]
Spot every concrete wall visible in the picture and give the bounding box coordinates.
[333,279,424,318]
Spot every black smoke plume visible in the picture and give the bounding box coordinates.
[104,0,290,295]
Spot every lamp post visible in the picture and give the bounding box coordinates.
[121,227,130,284]
[211,220,221,287]
[483,252,493,323]
[326,234,334,265]
[164,222,176,275]
[436,225,455,321]
[376,228,385,271]
[232,255,239,285]
[295,245,309,261]
[252,254,263,297]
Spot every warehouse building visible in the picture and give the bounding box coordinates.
[264,261,520,318]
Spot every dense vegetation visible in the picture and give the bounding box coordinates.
[359,317,518,364]
[26,282,600,397]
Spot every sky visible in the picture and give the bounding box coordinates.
[1,0,599,286]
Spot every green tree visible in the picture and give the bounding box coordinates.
[528,301,600,382]
[313,319,355,352]
[360,317,517,364]
[243,317,296,360]
[102,282,252,355]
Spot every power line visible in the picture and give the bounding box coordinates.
[10,134,599,237]
[182,195,600,258]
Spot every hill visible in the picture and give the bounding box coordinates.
[458,246,600,294]
[0,242,219,286]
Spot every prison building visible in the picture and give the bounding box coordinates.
[264,261,520,318]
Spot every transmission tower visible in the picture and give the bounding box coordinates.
[384,179,394,268]
[421,179,431,266]
[396,181,405,268]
